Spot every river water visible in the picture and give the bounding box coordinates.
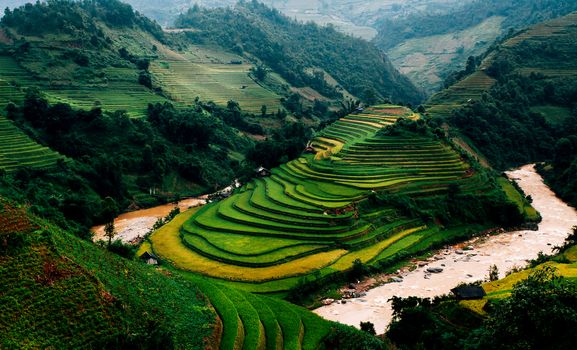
[91,196,207,243]
[314,164,577,333]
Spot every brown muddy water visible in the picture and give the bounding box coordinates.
[91,196,206,243]
[314,164,577,333]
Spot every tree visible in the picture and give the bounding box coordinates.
[251,64,268,81]
[101,197,118,247]
[488,264,499,281]
[469,267,577,349]
[261,104,267,117]
[360,321,376,335]
[104,221,116,247]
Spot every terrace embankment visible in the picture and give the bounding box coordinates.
[314,164,577,333]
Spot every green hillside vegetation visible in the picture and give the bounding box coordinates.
[144,105,532,296]
[0,0,424,117]
[374,0,577,93]
[1,198,388,349]
[426,12,577,206]
[0,199,215,349]
[0,0,172,118]
[0,114,67,173]
[0,1,299,117]
[1,89,294,238]
[174,1,423,105]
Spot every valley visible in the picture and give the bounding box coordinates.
[1,1,577,349]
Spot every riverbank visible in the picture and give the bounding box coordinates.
[91,196,207,243]
[314,164,577,333]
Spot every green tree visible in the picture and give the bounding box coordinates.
[488,264,500,281]
[101,197,118,247]
[469,266,577,349]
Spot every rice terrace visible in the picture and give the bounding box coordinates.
[143,105,506,294]
[3,0,577,349]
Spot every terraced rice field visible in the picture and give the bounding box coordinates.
[139,210,333,350]
[0,115,67,173]
[148,105,494,293]
[426,71,496,118]
[0,56,169,118]
[151,49,283,113]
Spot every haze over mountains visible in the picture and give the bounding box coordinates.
[4,0,577,93]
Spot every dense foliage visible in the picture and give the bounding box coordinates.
[175,1,423,105]
[386,267,577,350]
[2,0,164,40]
[373,0,577,50]
[1,91,255,236]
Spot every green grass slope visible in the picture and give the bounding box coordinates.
[0,199,215,349]
[0,114,67,173]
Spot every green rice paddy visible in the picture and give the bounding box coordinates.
[148,105,496,293]
[0,115,67,173]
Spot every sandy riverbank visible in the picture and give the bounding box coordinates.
[91,196,207,243]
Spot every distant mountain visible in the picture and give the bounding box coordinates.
[175,1,424,105]
[376,0,577,93]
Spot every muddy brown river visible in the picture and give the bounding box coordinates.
[314,164,577,333]
[91,196,206,243]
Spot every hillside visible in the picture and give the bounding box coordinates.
[174,1,424,105]
[0,0,416,236]
[0,199,214,348]
[425,11,577,206]
[375,0,577,93]
[1,198,387,349]
[143,104,534,296]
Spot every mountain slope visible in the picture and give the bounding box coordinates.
[174,1,424,105]
[426,12,577,205]
[374,0,577,93]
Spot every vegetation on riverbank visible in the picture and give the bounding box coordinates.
[385,227,577,350]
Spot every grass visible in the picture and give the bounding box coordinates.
[498,177,540,221]
[0,115,67,173]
